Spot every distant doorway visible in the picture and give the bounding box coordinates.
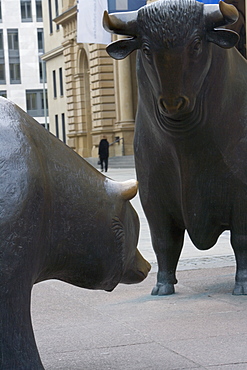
[78,48,92,157]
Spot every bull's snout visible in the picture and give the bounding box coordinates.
[159,96,189,117]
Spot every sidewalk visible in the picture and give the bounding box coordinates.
[32,266,247,370]
[31,167,247,370]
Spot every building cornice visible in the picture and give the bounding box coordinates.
[53,5,77,26]
[41,46,64,62]
[62,39,74,48]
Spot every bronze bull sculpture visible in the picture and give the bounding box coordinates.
[104,0,247,295]
[0,98,150,369]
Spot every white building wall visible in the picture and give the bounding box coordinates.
[0,0,48,125]
[42,0,67,142]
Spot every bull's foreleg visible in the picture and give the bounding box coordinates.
[231,233,247,295]
[151,223,185,296]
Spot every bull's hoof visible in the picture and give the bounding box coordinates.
[151,283,175,296]
[232,282,247,295]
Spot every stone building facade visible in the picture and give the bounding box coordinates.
[43,0,137,158]
[42,0,246,158]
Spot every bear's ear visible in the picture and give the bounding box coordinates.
[207,28,239,48]
[106,38,139,60]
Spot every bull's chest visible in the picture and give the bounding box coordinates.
[163,144,235,249]
[178,166,232,249]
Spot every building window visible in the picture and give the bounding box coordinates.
[8,29,21,84]
[9,63,21,84]
[55,0,59,30]
[0,90,7,98]
[37,28,46,84]
[59,67,63,97]
[39,59,46,83]
[0,29,3,50]
[36,0,42,21]
[37,28,44,53]
[53,70,57,98]
[8,29,19,51]
[61,113,66,143]
[55,114,59,137]
[0,63,5,83]
[0,30,5,84]
[48,0,53,34]
[41,122,49,130]
[0,0,2,22]
[26,89,48,117]
[20,0,32,22]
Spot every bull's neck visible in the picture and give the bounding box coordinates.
[207,45,236,96]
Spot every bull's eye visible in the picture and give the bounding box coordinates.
[191,38,202,57]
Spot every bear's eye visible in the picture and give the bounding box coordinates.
[142,44,152,60]
[191,38,202,56]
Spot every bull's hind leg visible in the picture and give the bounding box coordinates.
[151,222,185,296]
[231,233,247,295]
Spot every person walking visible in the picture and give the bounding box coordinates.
[98,136,109,172]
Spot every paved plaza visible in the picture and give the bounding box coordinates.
[31,167,247,370]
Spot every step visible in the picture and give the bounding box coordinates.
[85,155,135,169]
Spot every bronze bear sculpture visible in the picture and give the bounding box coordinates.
[104,0,247,295]
[0,97,150,369]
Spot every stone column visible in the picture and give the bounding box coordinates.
[111,36,136,156]
[117,55,135,126]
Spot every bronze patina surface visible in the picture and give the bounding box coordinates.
[0,98,150,369]
[104,0,247,296]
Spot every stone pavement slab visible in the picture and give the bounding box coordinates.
[32,266,247,370]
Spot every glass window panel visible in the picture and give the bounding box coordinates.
[10,63,21,84]
[26,90,48,117]
[21,0,32,22]
[7,30,19,51]
[53,70,57,98]
[59,67,63,96]
[55,114,59,137]
[0,63,5,83]
[37,28,44,53]
[0,30,3,51]
[0,90,7,98]
[36,0,42,21]
[62,113,66,143]
[48,0,53,34]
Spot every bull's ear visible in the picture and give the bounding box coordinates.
[207,28,239,48]
[106,38,139,60]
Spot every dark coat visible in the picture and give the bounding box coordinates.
[99,139,109,159]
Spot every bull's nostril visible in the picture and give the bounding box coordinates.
[159,98,168,113]
[159,96,189,115]
[176,97,187,111]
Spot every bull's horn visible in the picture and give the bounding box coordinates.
[204,1,239,28]
[219,1,239,24]
[105,179,138,200]
[103,10,138,36]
